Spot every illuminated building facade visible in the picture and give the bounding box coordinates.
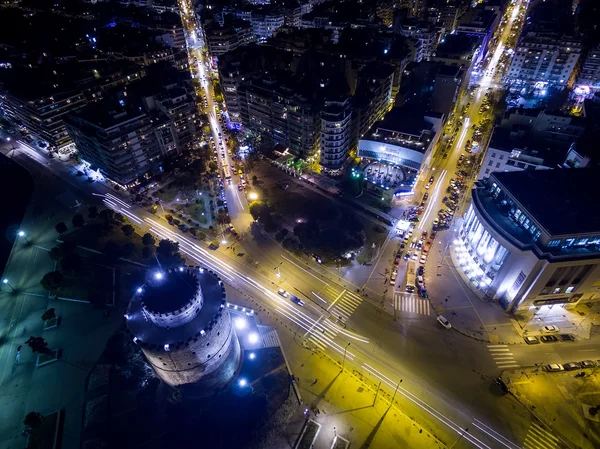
[126,266,241,391]
[455,169,600,313]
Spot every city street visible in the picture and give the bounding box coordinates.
[1,0,597,448]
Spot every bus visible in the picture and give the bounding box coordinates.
[222,164,232,184]
[405,260,416,293]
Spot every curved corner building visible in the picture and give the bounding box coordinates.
[125,266,240,390]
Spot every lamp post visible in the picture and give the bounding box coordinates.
[18,230,30,244]
[449,427,469,448]
[3,278,16,292]
[341,342,351,371]
[391,379,403,403]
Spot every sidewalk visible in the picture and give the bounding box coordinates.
[501,366,600,449]
[272,332,446,449]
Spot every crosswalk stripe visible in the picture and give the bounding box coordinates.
[488,348,511,352]
[335,301,355,314]
[488,344,507,348]
[342,294,362,307]
[523,422,558,449]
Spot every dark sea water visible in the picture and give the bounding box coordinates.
[0,154,34,273]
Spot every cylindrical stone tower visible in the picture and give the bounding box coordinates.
[125,266,241,392]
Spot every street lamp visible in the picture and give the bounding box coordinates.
[2,278,15,292]
[341,342,351,371]
[17,230,30,244]
[248,191,259,201]
[154,272,164,281]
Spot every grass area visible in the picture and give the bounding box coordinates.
[173,199,208,225]
[298,421,319,449]
[356,222,388,264]
[59,263,113,304]
[333,436,349,449]
[27,411,60,449]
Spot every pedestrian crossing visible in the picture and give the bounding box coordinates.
[326,288,363,324]
[393,292,431,316]
[487,344,519,369]
[306,288,363,351]
[258,325,280,348]
[522,422,559,449]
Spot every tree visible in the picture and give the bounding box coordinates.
[197,231,207,241]
[208,161,218,172]
[156,239,184,269]
[88,206,98,219]
[60,253,84,274]
[40,271,63,293]
[121,224,135,237]
[72,214,85,228]
[23,411,43,432]
[142,233,155,246]
[41,308,56,322]
[249,201,265,221]
[114,213,125,223]
[99,209,114,223]
[55,222,67,236]
[25,336,50,355]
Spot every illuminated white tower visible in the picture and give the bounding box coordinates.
[126,266,241,392]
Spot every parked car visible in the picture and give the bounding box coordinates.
[494,377,509,394]
[419,254,427,264]
[542,325,560,333]
[580,360,596,369]
[541,335,560,343]
[559,334,575,342]
[563,362,582,371]
[544,363,564,372]
[437,315,452,329]
[524,336,540,345]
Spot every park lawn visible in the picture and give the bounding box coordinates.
[173,199,209,225]
[58,262,114,303]
[355,221,389,264]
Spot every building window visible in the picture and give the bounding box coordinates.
[488,160,493,166]
[499,155,504,160]
[565,286,575,293]
[491,153,496,158]
[496,162,501,168]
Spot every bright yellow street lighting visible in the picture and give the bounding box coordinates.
[248,192,259,201]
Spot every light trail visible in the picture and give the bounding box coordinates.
[322,320,369,343]
[282,255,328,285]
[472,419,520,449]
[311,291,328,303]
[363,363,493,449]
[420,169,448,227]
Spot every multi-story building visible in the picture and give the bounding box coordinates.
[478,108,587,179]
[205,20,255,57]
[320,96,353,171]
[0,61,145,150]
[430,33,482,69]
[376,0,395,27]
[457,168,600,314]
[64,99,177,186]
[396,19,441,61]
[238,72,320,158]
[577,45,600,89]
[251,9,285,42]
[352,63,395,139]
[506,32,582,88]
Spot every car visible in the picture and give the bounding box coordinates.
[423,193,429,200]
[544,363,564,372]
[564,362,582,371]
[433,218,439,226]
[494,377,509,394]
[429,176,435,183]
[418,287,428,298]
[417,266,425,276]
[277,288,289,298]
[290,295,305,306]
[417,276,424,287]
[390,272,397,286]
[542,325,559,333]
[404,251,411,260]
[420,254,427,264]
[541,335,559,343]
[425,183,431,189]
[524,336,540,345]
[580,360,596,369]
[437,315,452,329]
[558,334,575,342]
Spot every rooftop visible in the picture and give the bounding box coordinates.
[489,127,568,167]
[142,271,198,315]
[126,268,226,347]
[492,168,600,236]
[433,33,481,60]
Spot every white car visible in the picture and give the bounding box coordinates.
[417,276,424,287]
[425,183,431,189]
[420,254,427,264]
[277,288,289,298]
[437,315,452,329]
[542,325,559,333]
